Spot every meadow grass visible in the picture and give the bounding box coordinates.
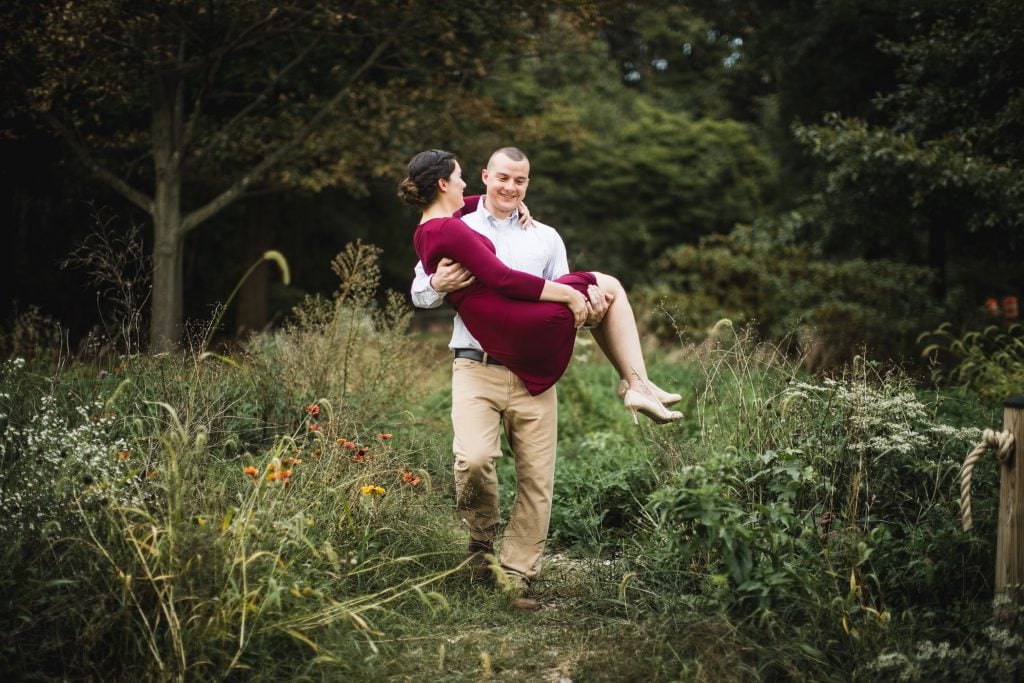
[1,249,1020,680]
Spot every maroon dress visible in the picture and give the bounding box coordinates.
[414,208,596,395]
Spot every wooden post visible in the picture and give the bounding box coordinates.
[996,395,1024,598]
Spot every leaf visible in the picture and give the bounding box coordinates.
[282,627,320,654]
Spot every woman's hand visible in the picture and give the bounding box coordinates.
[517,201,534,229]
[564,288,588,328]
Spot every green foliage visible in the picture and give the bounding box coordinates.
[466,12,777,281]
[549,429,654,550]
[0,243,459,679]
[791,0,1024,300]
[636,227,943,368]
[594,329,995,677]
[530,98,777,278]
[920,323,1024,405]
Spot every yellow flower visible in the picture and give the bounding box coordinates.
[360,485,385,496]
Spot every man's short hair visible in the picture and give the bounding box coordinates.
[489,146,527,164]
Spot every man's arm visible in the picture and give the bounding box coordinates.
[410,258,475,309]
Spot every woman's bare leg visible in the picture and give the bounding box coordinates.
[589,273,646,388]
[589,272,681,422]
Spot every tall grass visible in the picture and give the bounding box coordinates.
[1,242,1020,680]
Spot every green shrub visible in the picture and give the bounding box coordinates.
[635,227,944,369]
[920,322,1024,406]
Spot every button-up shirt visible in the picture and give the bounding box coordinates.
[411,198,570,350]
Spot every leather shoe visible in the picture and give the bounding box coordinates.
[467,539,494,581]
[504,574,541,611]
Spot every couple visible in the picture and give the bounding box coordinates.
[403,147,681,606]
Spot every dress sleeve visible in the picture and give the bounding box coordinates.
[454,195,481,217]
[425,218,546,300]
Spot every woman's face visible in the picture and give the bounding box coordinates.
[446,162,467,199]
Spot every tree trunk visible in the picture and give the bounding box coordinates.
[150,199,184,352]
[149,72,185,352]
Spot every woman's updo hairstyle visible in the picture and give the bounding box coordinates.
[397,149,458,209]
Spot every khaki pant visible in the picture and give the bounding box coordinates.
[451,358,558,581]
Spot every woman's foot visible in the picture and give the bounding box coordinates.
[618,379,682,406]
[623,389,683,425]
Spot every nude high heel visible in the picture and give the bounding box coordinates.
[618,379,682,407]
[623,389,683,425]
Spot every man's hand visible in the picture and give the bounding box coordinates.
[583,284,613,328]
[429,258,474,293]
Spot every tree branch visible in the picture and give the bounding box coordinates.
[181,36,393,233]
[39,110,154,214]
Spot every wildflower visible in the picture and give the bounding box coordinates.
[402,471,413,484]
[379,433,393,440]
[306,403,320,415]
[984,297,1000,317]
[118,449,131,461]
[412,476,421,486]
[243,466,259,477]
[309,423,321,432]
[1003,295,1019,320]
[353,448,367,463]
[360,485,385,496]
[279,470,293,480]
[343,440,357,449]
[267,472,278,482]
[282,457,302,466]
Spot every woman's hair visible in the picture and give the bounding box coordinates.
[397,149,458,209]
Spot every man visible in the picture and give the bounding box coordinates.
[411,146,609,607]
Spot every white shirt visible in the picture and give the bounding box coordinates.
[410,198,570,350]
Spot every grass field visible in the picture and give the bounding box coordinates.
[1,266,1020,680]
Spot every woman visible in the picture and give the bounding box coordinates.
[400,149,681,424]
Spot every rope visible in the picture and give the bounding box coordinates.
[960,429,1015,531]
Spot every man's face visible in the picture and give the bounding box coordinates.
[481,153,530,219]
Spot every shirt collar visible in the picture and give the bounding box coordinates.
[479,197,518,227]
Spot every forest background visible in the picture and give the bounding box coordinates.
[3,0,1020,358]
[3,1,1024,681]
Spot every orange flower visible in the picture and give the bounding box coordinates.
[282,457,302,466]
[243,466,259,477]
[306,403,320,415]
[1003,295,1019,319]
[985,298,1000,316]
[411,476,421,486]
[402,472,413,484]
[309,423,321,432]
[379,433,393,440]
[344,440,357,449]
[118,450,131,461]
[266,472,278,481]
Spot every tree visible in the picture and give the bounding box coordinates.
[460,10,776,280]
[793,0,1024,296]
[2,0,550,350]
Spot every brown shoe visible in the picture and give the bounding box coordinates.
[504,574,541,611]
[467,539,494,581]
